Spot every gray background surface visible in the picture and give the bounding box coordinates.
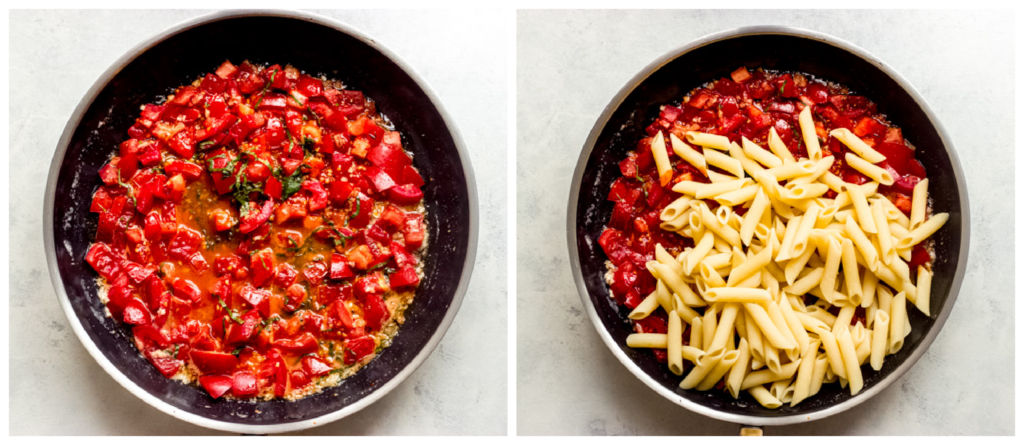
[517,9,1013,435]
[10,9,507,435]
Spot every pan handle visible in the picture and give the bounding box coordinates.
[740,426,763,436]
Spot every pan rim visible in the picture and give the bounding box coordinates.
[43,8,478,434]
[565,25,970,427]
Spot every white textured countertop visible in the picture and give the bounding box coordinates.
[516,9,1013,435]
[10,9,507,435]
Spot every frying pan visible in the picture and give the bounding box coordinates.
[567,27,968,427]
[43,10,477,434]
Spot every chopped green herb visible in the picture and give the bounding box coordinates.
[231,347,244,356]
[217,298,245,324]
[345,199,361,227]
[116,171,137,208]
[253,68,279,109]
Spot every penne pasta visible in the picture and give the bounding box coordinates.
[667,311,684,375]
[896,213,949,250]
[742,136,783,168]
[704,149,746,178]
[627,333,668,349]
[829,128,886,163]
[767,126,796,164]
[836,327,864,395]
[628,292,661,320]
[841,238,863,305]
[696,349,741,391]
[845,183,877,234]
[870,311,890,371]
[915,266,932,317]
[685,131,731,151]
[670,132,708,174]
[749,386,783,409]
[679,348,725,390]
[726,338,752,399]
[889,291,907,354]
[845,152,895,185]
[798,105,822,160]
[650,131,673,185]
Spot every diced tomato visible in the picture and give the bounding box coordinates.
[389,266,419,289]
[249,248,275,287]
[388,184,423,205]
[231,371,258,398]
[361,293,390,331]
[285,284,307,312]
[301,180,328,212]
[402,213,425,250]
[172,277,202,302]
[303,260,329,285]
[273,332,318,355]
[85,243,123,280]
[343,336,375,365]
[199,375,234,399]
[403,165,425,187]
[874,142,914,176]
[302,356,332,377]
[264,176,283,199]
[226,309,262,344]
[168,226,202,260]
[133,325,170,348]
[330,253,354,280]
[238,199,274,234]
[274,263,297,288]
[909,245,932,269]
[144,348,182,378]
[245,162,271,183]
[190,350,238,374]
[122,299,152,325]
[329,180,354,204]
[366,135,411,180]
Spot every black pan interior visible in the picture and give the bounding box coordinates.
[574,33,962,418]
[52,15,471,425]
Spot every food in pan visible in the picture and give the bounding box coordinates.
[599,66,946,408]
[85,60,428,400]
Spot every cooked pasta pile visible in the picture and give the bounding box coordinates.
[624,116,947,408]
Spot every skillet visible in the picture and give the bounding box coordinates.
[44,9,477,434]
[567,26,969,427]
